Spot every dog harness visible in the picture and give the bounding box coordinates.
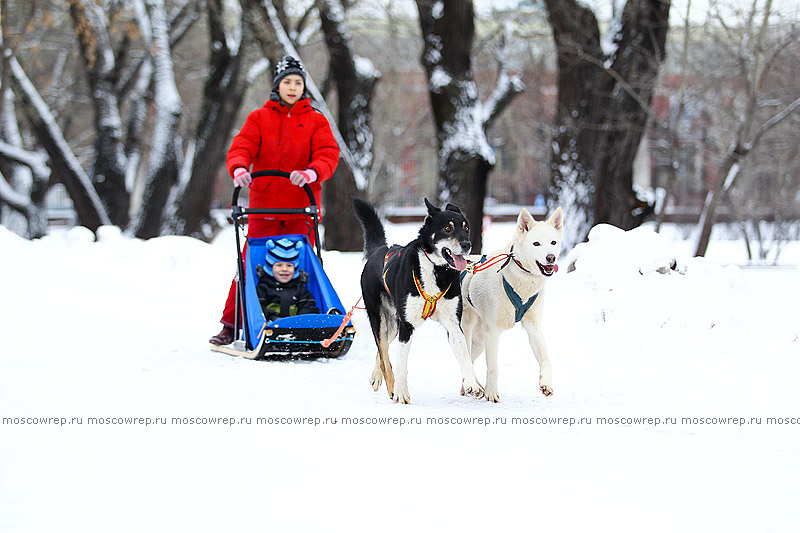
[497,245,532,273]
[502,277,538,322]
[384,248,451,320]
[462,252,538,322]
[413,270,450,319]
[382,250,399,296]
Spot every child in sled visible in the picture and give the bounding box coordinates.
[209,54,339,346]
[255,238,320,321]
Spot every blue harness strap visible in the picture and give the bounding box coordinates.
[502,276,538,322]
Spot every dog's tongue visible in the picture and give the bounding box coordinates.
[453,254,467,271]
[552,264,559,273]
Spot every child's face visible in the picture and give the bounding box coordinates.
[272,261,295,283]
[278,75,305,107]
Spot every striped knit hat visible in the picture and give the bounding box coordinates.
[264,238,303,278]
[270,55,307,102]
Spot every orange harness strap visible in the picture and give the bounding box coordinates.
[382,250,398,296]
[413,270,450,320]
[321,297,364,348]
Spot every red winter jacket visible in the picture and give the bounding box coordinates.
[226,98,339,226]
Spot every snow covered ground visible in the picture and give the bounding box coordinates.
[1,219,799,532]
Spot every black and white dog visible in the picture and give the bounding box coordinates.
[353,198,484,404]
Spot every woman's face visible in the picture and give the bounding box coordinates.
[278,75,305,107]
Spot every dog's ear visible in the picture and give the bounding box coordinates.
[444,203,464,216]
[424,198,440,216]
[548,207,564,231]
[517,208,535,233]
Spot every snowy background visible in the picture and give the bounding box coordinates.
[1,219,799,532]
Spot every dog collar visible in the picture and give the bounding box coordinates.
[413,270,450,320]
[423,248,437,266]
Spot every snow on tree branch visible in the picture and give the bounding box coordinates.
[482,20,524,130]
[7,52,110,229]
[0,141,50,180]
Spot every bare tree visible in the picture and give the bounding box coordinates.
[7,48,111,231]
[694,0,800,256]
[2,0,255,239]
[414,0,523,252]
[543,0,670,249]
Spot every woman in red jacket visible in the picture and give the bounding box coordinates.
[210,55,340,346]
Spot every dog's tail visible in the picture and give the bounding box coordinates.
[353,198,388,256]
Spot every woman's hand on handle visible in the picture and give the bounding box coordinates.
[233,167,252,187]
[289,168,317,187]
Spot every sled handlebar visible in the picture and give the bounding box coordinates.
[231,170,317,210]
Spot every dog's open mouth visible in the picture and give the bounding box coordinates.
[443,248,468,271]
[537,261,558,276]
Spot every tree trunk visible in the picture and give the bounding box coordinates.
[317,0,379,251]
[446,152,491,250]
[544,0,670,248]
[694,149,741,256]
[594,0,668,229]
[68,0,129,227]
[171,0,249,238]
[321,164,362,250]
[133,0,182,239]
[415,0,512,253]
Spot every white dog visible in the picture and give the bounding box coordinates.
[460,208,563,402]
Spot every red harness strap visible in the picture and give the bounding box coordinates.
[470,253,510,273]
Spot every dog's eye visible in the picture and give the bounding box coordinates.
[533,241,541,246]
[462,222,469,232]
[551,241,557,245]
[445,224,454,233]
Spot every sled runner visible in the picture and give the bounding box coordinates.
[210,170,355,359]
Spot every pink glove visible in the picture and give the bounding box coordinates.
[289,168,318,187]
[232,167,252,187]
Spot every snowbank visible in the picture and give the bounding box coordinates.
[1,221,799,532]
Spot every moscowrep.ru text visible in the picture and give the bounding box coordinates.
[3,416,798,428]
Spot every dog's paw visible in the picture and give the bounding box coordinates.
[370,369,383,391]
[484,387,500,403]
[392,383,411,404]
[461,380,484,400]
[540,385,553,397]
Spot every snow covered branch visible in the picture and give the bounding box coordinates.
[0,141,50,180]
[0,172,31,212]
[7,52,110,230]
[482,19,524,129]
[749,96,800,149]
